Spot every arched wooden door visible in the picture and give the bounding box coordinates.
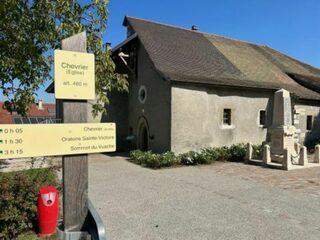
[137,117,149,151]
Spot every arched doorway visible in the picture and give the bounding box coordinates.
[137,117,149,151]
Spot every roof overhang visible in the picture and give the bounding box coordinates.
[169,77,320,103]
[46,33,137,94]
[123,16,129,27]
[112,33,138,54]
[287,72,320,94]
[45,83,54,94]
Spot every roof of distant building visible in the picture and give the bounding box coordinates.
[0,102,56,124]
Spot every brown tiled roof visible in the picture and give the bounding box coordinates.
[25,103,55,116]
[0,102,13,124]
[0,102,55,124]
[123,16,320,101]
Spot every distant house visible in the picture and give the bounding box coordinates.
[107,16,320,153]
[0,100,57,124]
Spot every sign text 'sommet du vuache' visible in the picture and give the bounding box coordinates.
[54,50,95,99]
[0,123,116,159]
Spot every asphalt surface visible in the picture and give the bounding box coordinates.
[88,154,320,240]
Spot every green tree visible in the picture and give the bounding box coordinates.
[0,0,128,116]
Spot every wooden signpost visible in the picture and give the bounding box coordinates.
[58,32,90,234]
[0,32,109,239]
[57,32,111,239]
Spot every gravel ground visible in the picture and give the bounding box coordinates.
[88,154,320,240]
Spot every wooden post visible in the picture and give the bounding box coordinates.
[59,32,88,232]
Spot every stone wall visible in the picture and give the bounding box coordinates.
[0,156,62,173]
[100,91,129,151]
[294,104,320,145]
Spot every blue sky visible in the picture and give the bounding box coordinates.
[9,0,320,103]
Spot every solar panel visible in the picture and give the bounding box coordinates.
[13,118,23,124]
[22,118,30,124]
[37,117,46,123]
[30,117,38,124]
[12,117,60,124]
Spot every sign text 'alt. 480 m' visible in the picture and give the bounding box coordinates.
[54,50,95,100]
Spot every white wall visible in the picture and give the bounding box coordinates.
[171,85,274,153]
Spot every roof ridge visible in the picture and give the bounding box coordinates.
[125,16,266,47]
[121,16,320,100]
[125,16,205,34]
[126,16,320,70]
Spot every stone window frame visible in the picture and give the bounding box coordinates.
[220,108,235,129]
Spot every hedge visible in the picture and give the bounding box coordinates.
[0,168,58,238]
[305,137,320,150]
[129,143,252,169]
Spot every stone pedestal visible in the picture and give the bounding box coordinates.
[269,89,296,162]
[269,126,296,156]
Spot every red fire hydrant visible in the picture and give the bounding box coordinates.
[37,186,59,237]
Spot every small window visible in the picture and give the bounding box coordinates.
[306,115,313,130]
[259,110,266,126]
[138,86,147,104]
[223,109,231,125]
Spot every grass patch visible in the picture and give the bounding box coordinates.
[17,232,58,239]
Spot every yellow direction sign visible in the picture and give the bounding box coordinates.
[0,123,115,159]
[54,50,95,100]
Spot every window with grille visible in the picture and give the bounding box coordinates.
[223,109,231,125]
[306,115,313,130]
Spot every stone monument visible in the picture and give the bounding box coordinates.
[269,89,296,161]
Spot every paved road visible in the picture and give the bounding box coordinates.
[88,154,320,240]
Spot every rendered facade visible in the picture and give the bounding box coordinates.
[110,16,320,153]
